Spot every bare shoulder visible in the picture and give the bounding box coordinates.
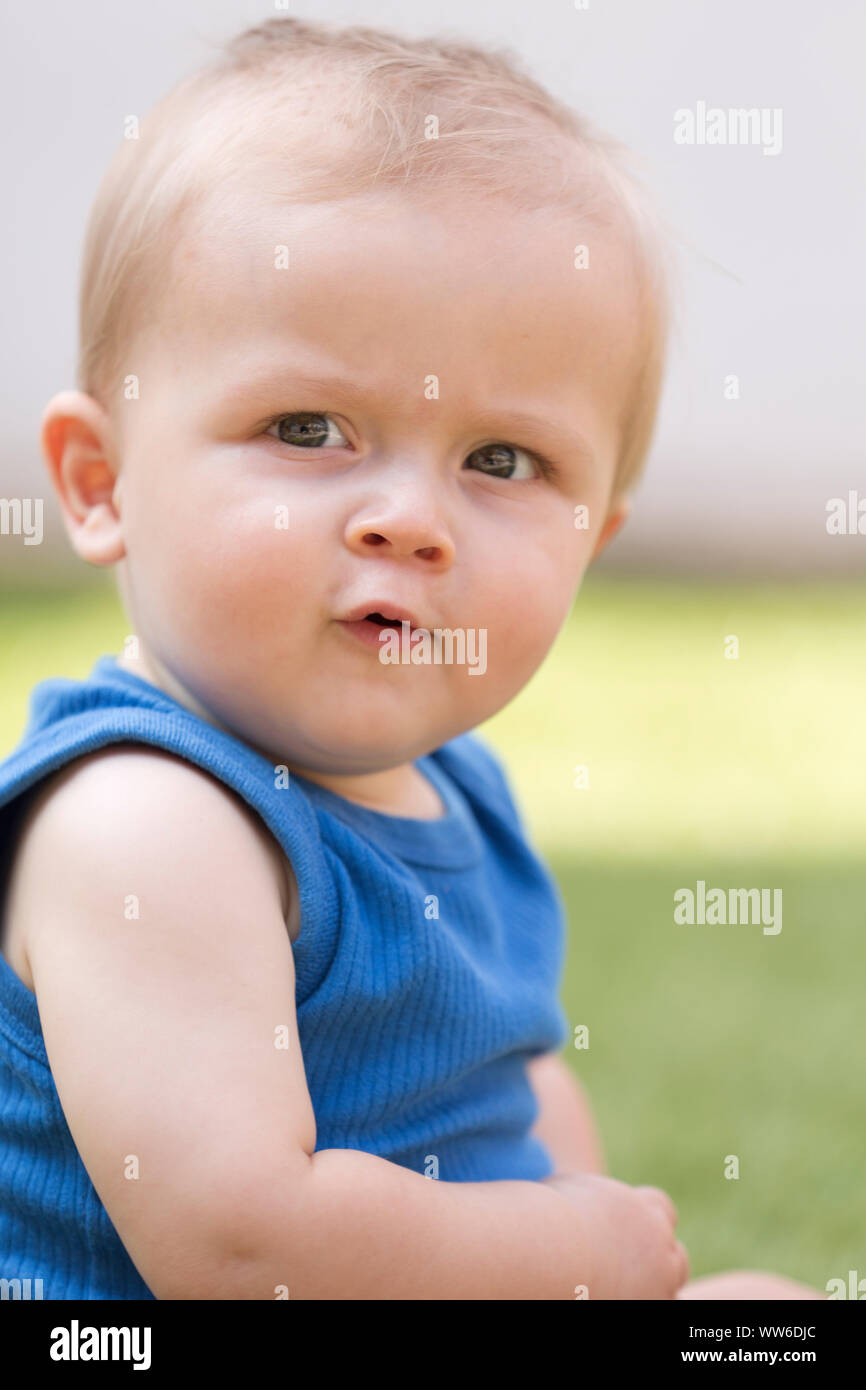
[0,742,297,993]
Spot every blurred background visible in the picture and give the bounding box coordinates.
[2,0,863,1290]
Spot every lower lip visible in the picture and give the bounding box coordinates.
[337,619,414,649]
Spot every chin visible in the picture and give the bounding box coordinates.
[287,707,441,773]
[304,729,423,772]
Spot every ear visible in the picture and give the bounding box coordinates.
[591,495,631,560]
[40,390,126,566]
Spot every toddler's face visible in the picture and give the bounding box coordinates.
[65,186,642,776]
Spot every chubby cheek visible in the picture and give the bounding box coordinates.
[480,530,586,685]
[127,480,318,661]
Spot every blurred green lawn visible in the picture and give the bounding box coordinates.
[2,573,863,1291]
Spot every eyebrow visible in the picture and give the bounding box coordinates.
[222,369,372,411]
[224,368,595,463]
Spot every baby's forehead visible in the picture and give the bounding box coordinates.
[152,210,632,427]
[166,180,641,337]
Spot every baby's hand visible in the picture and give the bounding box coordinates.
[542,1171,690,1300]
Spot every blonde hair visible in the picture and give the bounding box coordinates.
[78,14,672,502]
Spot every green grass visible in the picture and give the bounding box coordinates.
[551,855,861,1286]
[2,572,863,1291]
[485,574,866,859]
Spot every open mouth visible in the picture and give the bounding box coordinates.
[337,608,426,651]
[364,612,409,630]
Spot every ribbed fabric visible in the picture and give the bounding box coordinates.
[0,654,569,1299]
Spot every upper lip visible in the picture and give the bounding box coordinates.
[338,600,429,630]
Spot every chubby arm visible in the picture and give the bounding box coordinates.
[16,746,613,1300]
[527,1051,606,1176]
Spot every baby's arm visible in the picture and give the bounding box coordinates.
[527,1052,606,1176]
[15,747,682,1299]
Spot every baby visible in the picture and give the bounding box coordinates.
[0,16,821,1300]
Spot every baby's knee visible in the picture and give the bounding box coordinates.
[676,1269,825,1300]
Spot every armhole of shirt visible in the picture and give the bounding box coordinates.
[0,784,43,971]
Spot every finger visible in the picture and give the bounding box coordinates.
[635,1185,678,1227]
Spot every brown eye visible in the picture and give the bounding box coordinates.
[464,443,539,480]
[265,412,348,448]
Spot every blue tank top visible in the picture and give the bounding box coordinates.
[0,654,569,1299]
